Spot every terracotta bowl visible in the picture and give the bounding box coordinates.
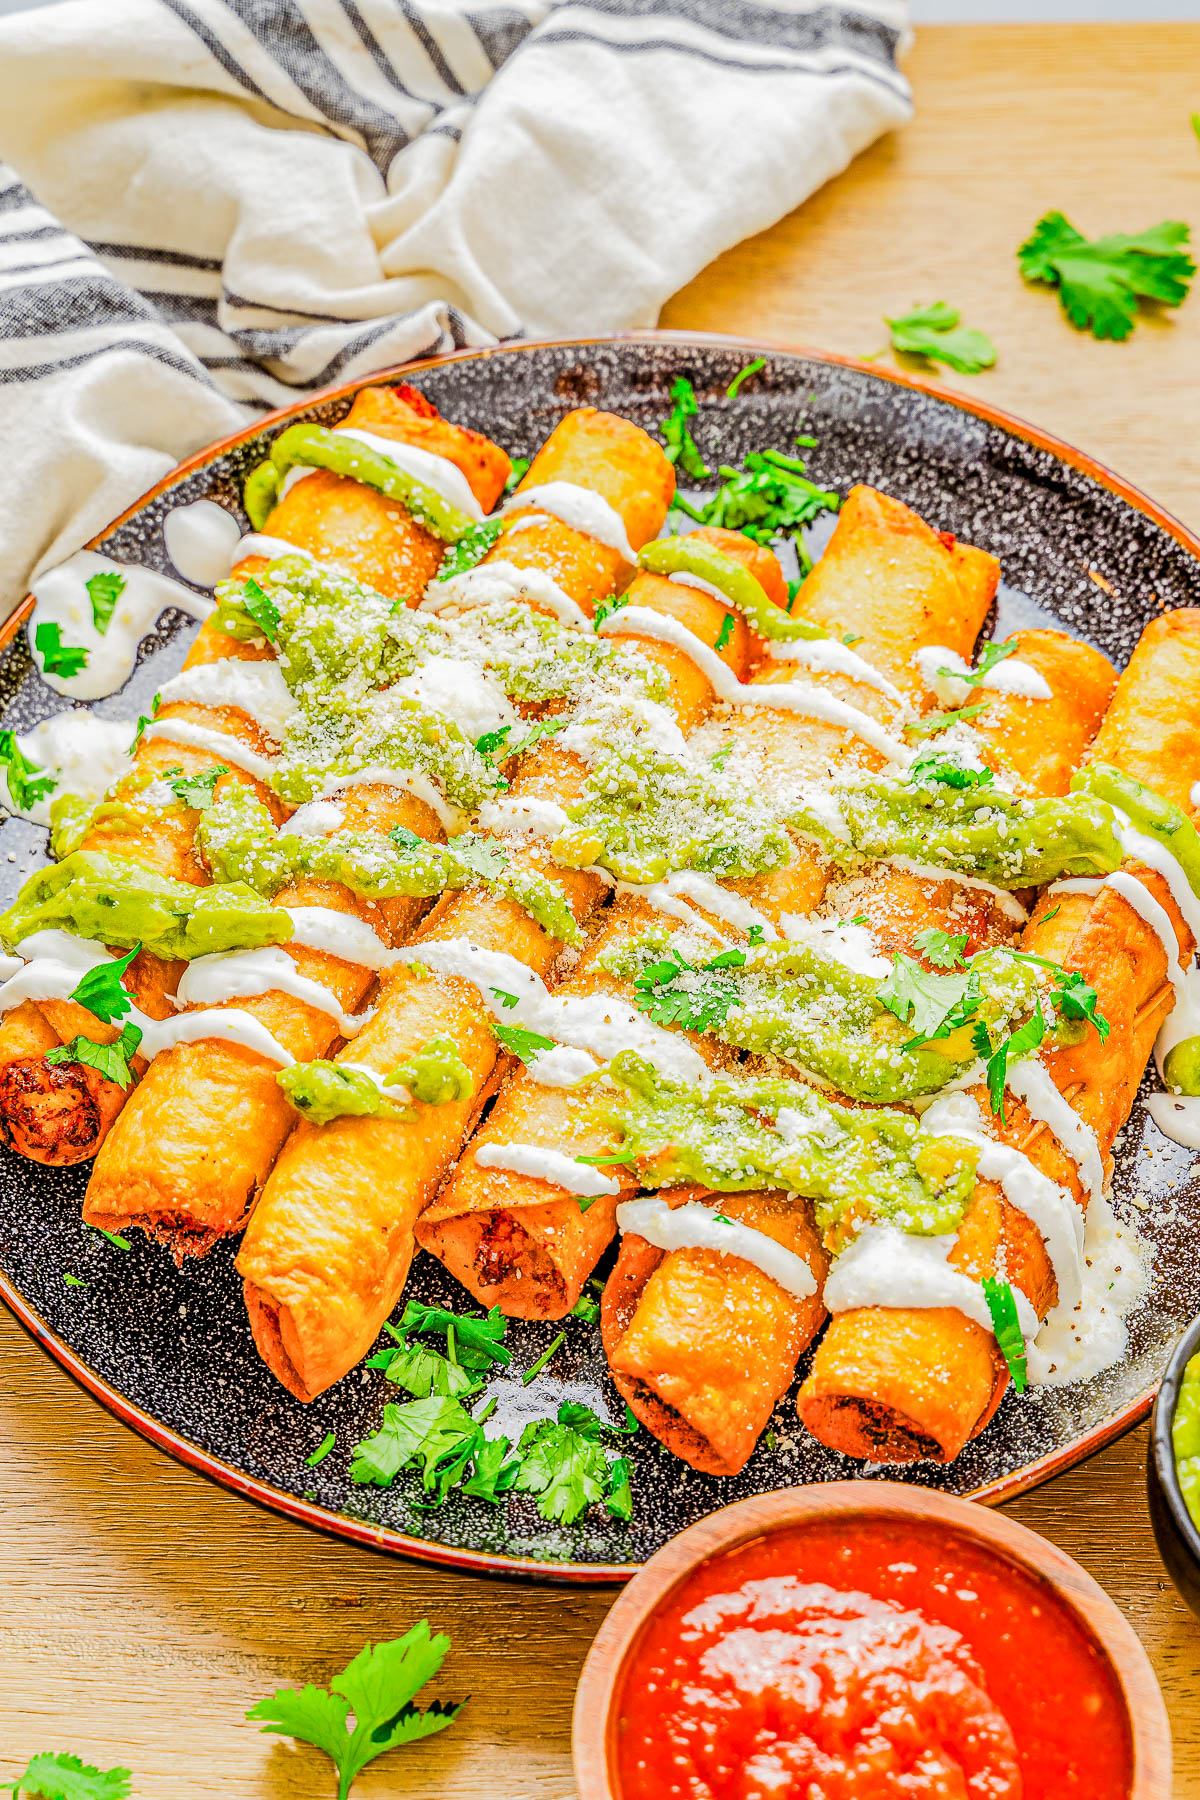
[572,1481,1171,1799]
[1148,1311,1200,1619]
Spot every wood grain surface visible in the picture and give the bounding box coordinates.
[3,21,1200,1797]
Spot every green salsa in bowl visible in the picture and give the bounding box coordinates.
[1148,1318,1200,1618]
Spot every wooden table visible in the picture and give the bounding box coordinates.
[3,21,1200,1797]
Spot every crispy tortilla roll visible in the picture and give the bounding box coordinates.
[420,493,1000,1321]
[603,1189,829,1476]
[239,549,808,1405]
[798,619,1189,1466]
[83,395,518,1247]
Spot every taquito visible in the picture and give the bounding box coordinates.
[798,618,1187,1464]
[235,534,791,1403]
[422,489,1001,1322]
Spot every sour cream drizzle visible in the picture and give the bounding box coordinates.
[283,906,396,970]
[280,428,485,522]
[141,719,278,784]
[882,855,1029,924]
[824,1223,1040,1341]
[617,1195,817,1299]
[176,945,369,1036]
[392,937,708,1086]
[421,559,589,631]
[0,713,135,828]
[157,660,298,744]
[164,500,243,587]
[313,766,465,834]
[921,1089,1085,1313]
[1003,1059,1104,1206]
[596,608,909,764]
[29,551,213,701]
[475,1141,619,1198]
[765,633,906,703]
[914,644,1053,708]
[500,482,636,563]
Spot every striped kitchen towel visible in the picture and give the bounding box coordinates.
[0,0,911,616]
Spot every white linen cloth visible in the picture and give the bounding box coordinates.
[0,0,911,616]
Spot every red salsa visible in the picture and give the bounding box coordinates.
[615,1517,1131,1800]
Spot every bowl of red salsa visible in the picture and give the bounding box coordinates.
[573,1483,1169,1800]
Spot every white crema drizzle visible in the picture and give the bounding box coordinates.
[475,1142,619,1198]
[421,559,589,630]
[913,644,1053,709]
[617,1195,817,1300]
[280,428,485,522]
[156,659,298,744]
[0,713,135,827]
[176,946,370,1037]
[29,551,213,701]
[499,482,637,563]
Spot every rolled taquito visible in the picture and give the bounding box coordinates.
[798,617,1188,1464]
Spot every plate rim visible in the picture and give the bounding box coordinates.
[0,326,1192,1582]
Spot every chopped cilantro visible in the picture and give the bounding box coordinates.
[0,731,56,813]
[305,1432,335,1468]
[570,1292,601,1324]
[68,943,140,1024]
[982,1276,1028,1392]
[713,1212,736,1225]
[34,622,88,680]
[973,639,1017,680]
[435,518,504,580]
[490,1020,556,1066]
[726,357,766,398]
[710,741,733,770]
[632,944,742,1032]
[522,1329,566,1386]
[747,924,765,946]
[490,987,519,1010]
[885,302,997,375]
[129,694,160,751]
[913,927,969,971]
[507,715,571,759]
[86,1224,130,1250]
[45,1022,143,1090]
[389,822,423,851]
[241,576,280,641]
[451,835,509,882]
[247,1622,463,1799]
[0,1752,131,1798]
[658,375,709,480]
[981,1004,1048,1121]
[514,1401,631,1524]
[85,570,126,635]
[591,590,630,631]
[671,444,839,547]
[62,1273,88,1288]
[504,457,531,494]
[473,725,510,758]
[606,1455,633,1521]
[714,612,735,652]
[911,744,994,789]
[1018,210,1195,341]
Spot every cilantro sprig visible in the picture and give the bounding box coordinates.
[670,444,839,549]
[247,1623,463,1800]
[240,576,280,641]
[45,1023,143,1090]
[68,944,140,1024]
[435,517,504,581]
[632,943,745,1031]
[658,375,709,481]
[1018,210,1195,341]
[0,731,56,814]
[164,763,227,810]
[885,302,997,375]
[982,1276,1028,1393]
[490,1020,556,1066]
[0,1753,131,1798]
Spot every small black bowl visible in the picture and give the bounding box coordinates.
[1148,1311,1200,1617]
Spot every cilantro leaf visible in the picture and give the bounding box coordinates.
[507,715,570,759]
[982,1276,1028,1393]
[570,1292,601,1324]
[490,1020,557,1066]
[383,1341,482,1401]
[85,571,125,636]
[451,834,509,882]
[658,375,709,481]
[913,928,969,970]
[973,639,1017,679]
[0,1752,131,1799]
[490,987,519,1010]
[877,953,974,1043]
[68,944,140,1025]
[167,764,227,810]
[515,1402,613,1524]
[885,302,997,374]
[592,591,630,631]
[389,822,423,851]
[391,1300,510,1370]
[606,1455,633,1522]
[910,744,994,790]
[34,623,88,680]
[714,612,735,652]
[1018,210,1195,341]
[473,725,511,759]
[62,1273,88,1288]
[632,945,741,1032]
[460,1434,521,1503]
[45,1023,142,1090]
[1052,967,1110,1040]
[726,357,765,398]
[241,576,280,641]
[350,1396,477,1489]
[504,457,531,494]
[247,1622,463,1800]
[0,731,56,813]
[435,518,504,581]
[129,694,160,751]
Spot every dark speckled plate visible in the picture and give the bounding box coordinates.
[1,332,1198,1582]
